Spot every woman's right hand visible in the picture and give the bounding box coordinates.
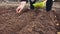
[16,6,21,13]
[16,1,26,13]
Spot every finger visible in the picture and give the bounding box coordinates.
[16,8,19,11]
[16,8,21,13]
[18,8,22,13]
[16,8,18,12]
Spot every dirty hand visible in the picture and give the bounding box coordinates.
[16,6,21,13]
[16,1,26,13]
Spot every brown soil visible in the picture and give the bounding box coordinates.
[0,7,59,34]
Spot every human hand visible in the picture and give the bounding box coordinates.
[16,1,26,13]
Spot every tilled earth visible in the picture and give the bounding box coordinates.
[0,7,59,34]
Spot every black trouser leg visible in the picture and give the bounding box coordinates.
[46,0,53,12]
[26,0,28,3]
[29,0,36,9]
[20,0,28,3]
